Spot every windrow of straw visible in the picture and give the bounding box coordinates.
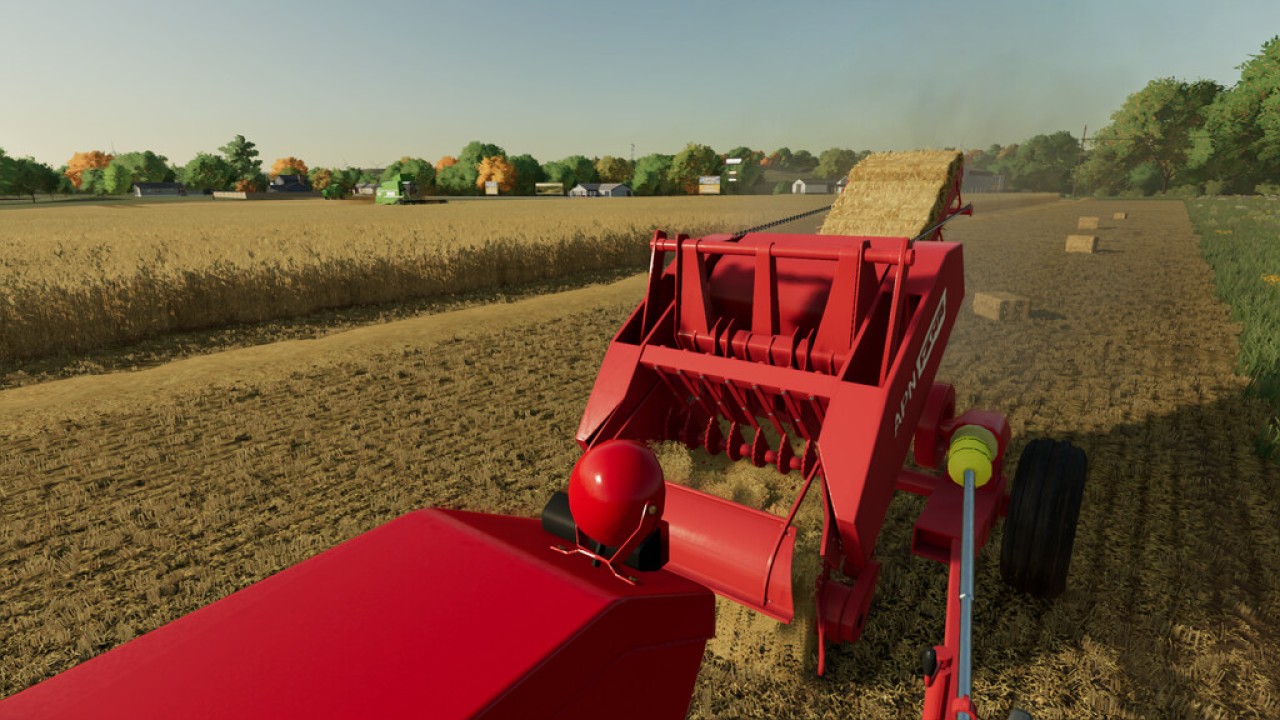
[0,197,828,361]
[819,149,963,238]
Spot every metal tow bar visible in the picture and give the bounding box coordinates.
[957,466,976,720]
[942,423,1000,720]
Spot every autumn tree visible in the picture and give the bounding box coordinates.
[235,175,266,192]
[476,155,516,193]
[65,150,113,189]
[668,143,720,194]
[435,156,457,172]
[507,154,544,195]
[767,147,793,170]
[270,156,309,179]
[595,155,634,183]
[309,168,334,191]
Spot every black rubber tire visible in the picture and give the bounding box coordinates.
[1000,438,1087,599]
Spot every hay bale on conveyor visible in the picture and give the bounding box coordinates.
[819,149,963,238]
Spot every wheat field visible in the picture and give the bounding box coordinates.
[0,196,830,361]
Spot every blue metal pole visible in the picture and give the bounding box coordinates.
[957,467,976,718]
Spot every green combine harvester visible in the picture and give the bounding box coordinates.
[375,174,447,206]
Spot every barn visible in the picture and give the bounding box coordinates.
[792,178,830,194]
[962,169,1006,193]
[269,175,311,192]
[132,182,186,197]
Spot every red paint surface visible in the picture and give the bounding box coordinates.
[1,510,714,719]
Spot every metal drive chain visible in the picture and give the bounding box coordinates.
[729,203,835,240]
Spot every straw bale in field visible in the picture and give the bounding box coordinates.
[1067,235,1098,253]
[820,150,963,238]
[973,291,1029,321]
[1113,211,1128,220]
[1078,216,1100,229]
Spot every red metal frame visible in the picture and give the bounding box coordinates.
[577,174,1008,717]
[0,510,715,720]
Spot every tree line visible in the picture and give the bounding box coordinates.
[2,36,1275,201]
[977,36,1279,197]
[0,135,879,202]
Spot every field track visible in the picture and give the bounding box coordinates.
[2,197,1278,718]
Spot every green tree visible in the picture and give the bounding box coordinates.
[458,141,506,168]
[7,157,59,202]
[540,160,574,189]
[1006,131,1082,193]
[595,155,633,184]
[381,157,436,194]
[218,134,262,182]
[436,163,477,195]
[434,141,504,195]
[330,167,365,195]
[560,155,599,186]
[111,151,170,184]
[508,154,545,195]
[1203,36,1280,193]
[181,153,236,192]
[668,143,719,194]
[1084,77,1221,194]
[0,148,14,194]
[630,153,674,195]
[721,146,764,194]
[102,162,134,194]
[790,149,818,173]
[767,147,793,170]
[79,167,106,194]
[814,147,862,180]
[54,166,75,194]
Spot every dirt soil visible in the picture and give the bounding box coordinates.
[1,198,1278,718]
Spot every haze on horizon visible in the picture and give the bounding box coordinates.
[2,0,1278,171]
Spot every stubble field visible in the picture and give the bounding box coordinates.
[1,194,1277,718]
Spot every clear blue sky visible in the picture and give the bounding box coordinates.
[2,0,1277,170]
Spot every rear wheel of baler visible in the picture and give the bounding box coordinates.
[1000,438,1087,599]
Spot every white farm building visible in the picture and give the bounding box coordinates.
[792,178,831,194]
[569,183,633,197]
